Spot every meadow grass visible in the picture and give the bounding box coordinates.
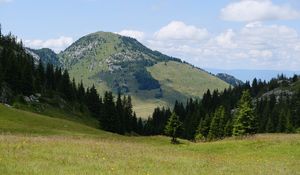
[0,104,299,175]
[69,60,230,118]
[148,61,229,98]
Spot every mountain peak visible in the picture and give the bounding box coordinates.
[59,30,180,69]
[30,31,229,117]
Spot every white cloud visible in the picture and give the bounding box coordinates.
[24,36,73,53]
[154,21,209,41]
[248,50,273,58]
[216,29,237,48]
[117,30,145,41]
[144,21,300,70]
[221,0,300,22]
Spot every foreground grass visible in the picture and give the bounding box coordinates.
[0,105,300,174]
[0,134,299,175]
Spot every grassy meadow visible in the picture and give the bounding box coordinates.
[0,104,299,175]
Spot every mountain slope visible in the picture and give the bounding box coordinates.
[55,32,229,117]
[26,48,61,66]
[216,73,244,87]
[0,104,107,136]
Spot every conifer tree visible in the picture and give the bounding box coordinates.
[224,119,233,137]
[164,112,182,143]
[116,92,124,134]
[233,90,257,136]
[266,117,274,133]
[285,110,294,133]
[195,118,205,141]
[137,118,144,134]
[208,106,225,140]
[276,109,286,132]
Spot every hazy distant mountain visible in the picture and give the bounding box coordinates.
[26,48,61,67]
[216,73,243,87]
[207,68,300,82]
[33,31,229,117]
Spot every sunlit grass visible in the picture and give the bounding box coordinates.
[0,104,299,174]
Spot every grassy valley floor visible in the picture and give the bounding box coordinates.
[0,105,299,174]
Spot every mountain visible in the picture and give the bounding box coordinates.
[207,68,300,82]
[216,73,244,87]
[37,32,230,117]
[26,48,61,66]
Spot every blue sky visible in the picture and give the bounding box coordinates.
[1,0,300,72]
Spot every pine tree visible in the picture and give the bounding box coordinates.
[224,119,233,137]
[164,112,182,143]
[276,109,286,132]
[233,90,257,136]
[45,63,55,91]
[123,95,133,132]
[131,112,138,133]
[195,118,205,141]
[285,110,294,133]
[208,106,225,140]
[116,92,124,134]
[266,116,274,133]
[77,81,85,102]
[34,60,45,92]
[86,85,101,116]
[137,118,144,135]
[100,91,118,132]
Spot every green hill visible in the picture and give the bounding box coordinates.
[31,31,229,117]
[0,104,107,136]
[0,104,299,175]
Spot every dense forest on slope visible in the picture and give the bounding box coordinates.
[1,27,299,141]
[0,28,143,135]
[144,75,300,141]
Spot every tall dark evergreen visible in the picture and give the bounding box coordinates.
[233,90,257,136]
[164,112,182,143]
[116,92,125,134]
[208,106,225,140]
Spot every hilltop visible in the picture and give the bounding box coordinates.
[30,31,229,117]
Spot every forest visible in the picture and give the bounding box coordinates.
[1,27,299,142]
[144,76,300,141]
[0,28,142,135]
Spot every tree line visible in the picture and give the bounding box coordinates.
[0,26,142,135]
[1,26,299,141]
[144,75,300,141]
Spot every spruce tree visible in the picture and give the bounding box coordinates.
[101,91,116,132]
[137,118,144,135]
[233,90,257,136]
[266,117,274,133]
[164,112,182,143]
[276,109,286,132]
[195,118,206,141]
[285,110,294,133]
[116,92,124,134]
[224,119,233,137]
[208,106,225,140]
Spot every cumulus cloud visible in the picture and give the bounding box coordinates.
[144,21,300,70]
[154,21,209,41]
[24,36,73,53]
[117,30,145,41]
[220,0,300,22]
[216,29,237,48]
